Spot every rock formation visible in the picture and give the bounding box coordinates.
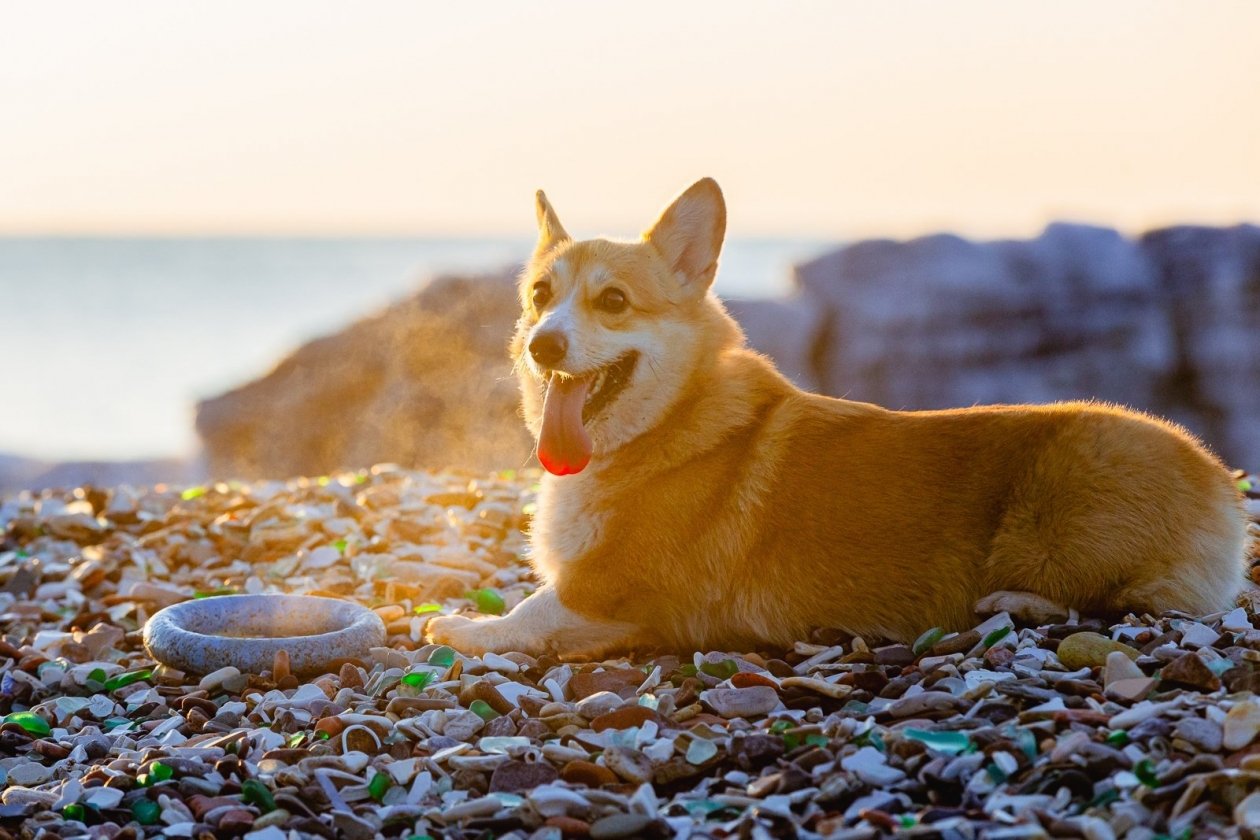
[196,271,533,479]
[793,223,1259,466]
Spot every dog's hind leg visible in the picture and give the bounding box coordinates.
[974,590,1069,625]
[425,586,641,659]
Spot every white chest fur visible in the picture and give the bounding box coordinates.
[528,472,608,585]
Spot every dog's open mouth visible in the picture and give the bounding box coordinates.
[579,352,638,423]
[537,352,638,476]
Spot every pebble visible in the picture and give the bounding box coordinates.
[602,746,654,784]
[1056,632,1139,670]
[1105,677,1157,704]
[444,709,487,741]
[699,686,780,718]
[1222,607,1253,633]
[569,669,643,700]
[1173,716,1223,752]
[530,784,594,818]
[489,759,559,792]
[561,759,618,787]
[589,813,654,840]
[5,763,53,786]
[887,690,966,717]
[199,665,242,693]
[1235,791,1260,829]
[840,746,906,786]
[244,829,288,840]
[1176,620,1222,648]
[1224,700,1260,750]
[576,690,625,720]
[1159,651,1221,692]
[1103,650,1145,686]
[591,705,659,732]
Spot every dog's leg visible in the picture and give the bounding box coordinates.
[425,586,640,659]
[974,590,1069,625]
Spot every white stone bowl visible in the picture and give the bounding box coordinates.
[142,594,385,676]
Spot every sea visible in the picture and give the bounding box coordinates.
[0,237,833,463]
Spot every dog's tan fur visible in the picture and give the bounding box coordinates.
[427,179,1249,657]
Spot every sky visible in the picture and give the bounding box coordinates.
[2,1,1259,239]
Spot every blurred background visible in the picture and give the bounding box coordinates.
[2,1,1258,491]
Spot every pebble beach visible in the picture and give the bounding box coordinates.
[2,467,1259,839]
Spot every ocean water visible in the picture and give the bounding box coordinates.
[0,237,831,462]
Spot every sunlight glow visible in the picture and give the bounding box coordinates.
[2,1,1258,238]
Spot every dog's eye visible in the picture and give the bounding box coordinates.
[531,282,552,310]
[597,287,627,313]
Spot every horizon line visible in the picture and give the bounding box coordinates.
[0,218,1256,243]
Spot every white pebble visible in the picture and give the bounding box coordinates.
[198,666,241,693]
[840,746,906,786]
[1221,607,1253,633]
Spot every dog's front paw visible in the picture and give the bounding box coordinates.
[425,614,496,655]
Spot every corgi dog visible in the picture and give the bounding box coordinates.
[426,178,1249,658]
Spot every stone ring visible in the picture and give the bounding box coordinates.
[143,594,386,676]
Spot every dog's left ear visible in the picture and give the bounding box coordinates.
[533,190,570,259]
[644,178,726,295]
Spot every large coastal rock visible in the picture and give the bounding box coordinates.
[794,223,1259,466]
[1140,225,1260,467]
[794,224,1171,413]
[196,271,532,478]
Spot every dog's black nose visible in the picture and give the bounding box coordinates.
[529,332,567,367]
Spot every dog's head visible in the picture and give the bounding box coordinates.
[512,178,732,476]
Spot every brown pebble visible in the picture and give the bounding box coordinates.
[731,672,779,689]
[338,663,363,689]
[272,649,291,684]
[373,604,406,623]
[215,809,255,833]
[542,712,588,731]
[483,715,518,738]
[560,759,618,787]
[449,768,489,796]
[674,678,701,709]
[568,670,643,700]
[489,759,559,792]
[846,669,889,694]
[517,719,552,741]
[984,646,1015,668]
[31,740,70,760]
[518,694,550,717]
[385,697,457,715]
[546,816,592,838]
[1160,651,1221,692]
[314,716,346,738]
[766,659,796,679]
[930,630,982,656]
[187,794,242,820]
[591,706,661,732]
[343,727,379,753]
[259,748,309,764]
[873,644,915,667]
[470,681,515,716]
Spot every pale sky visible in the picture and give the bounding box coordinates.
[2,1,1258,238]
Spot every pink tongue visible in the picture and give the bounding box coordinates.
[538,376,593,475]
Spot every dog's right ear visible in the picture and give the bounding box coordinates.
[533,190,570,259]
[644,177,726,297]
